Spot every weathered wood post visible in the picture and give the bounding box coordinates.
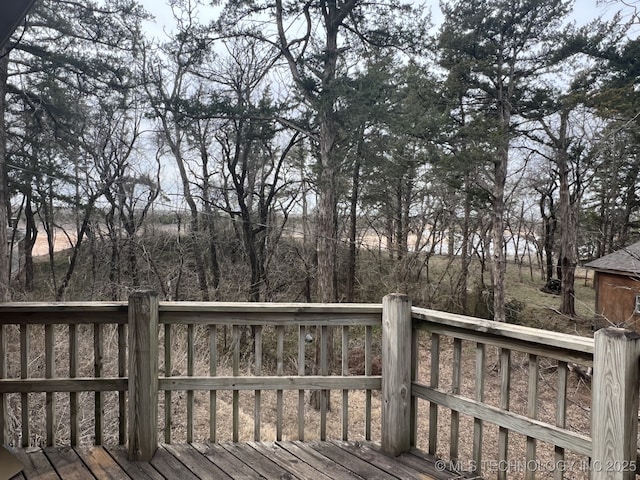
[382,293,412,456]
[128,290,159,461]
[592,327,640,480]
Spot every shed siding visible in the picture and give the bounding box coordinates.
[594,271,640,330]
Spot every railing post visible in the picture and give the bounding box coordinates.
[592,327,640,480]
[128,290,159,461]
[381,293,412,456]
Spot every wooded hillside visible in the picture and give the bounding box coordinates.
[0,0,637,320]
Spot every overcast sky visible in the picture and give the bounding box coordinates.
[138,0,628,39]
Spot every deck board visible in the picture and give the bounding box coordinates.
[10,442,461,480]
[43,447,93,480]
[192,442,267,479]
[75,447,130,480]
[277,441,367,479]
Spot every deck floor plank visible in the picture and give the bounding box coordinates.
[219,442,297,479]
[75,447,130,480]
[11,442,460,480]
[191,443,268,480]
[309,441,399,480]
[249,441,335,480]
[162,443,232,480]
[278,441,366,480]
[103,446,165,480]
[12,449,61,480]
[43,447,93,480]
[149,446,200,480]
[392,448,479,480]
[330,440,438,480]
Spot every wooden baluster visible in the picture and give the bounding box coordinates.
[164,323,172,444]
[498,348,511,480]
[365,325,372,441]
[526,354,538,480]
[118,322,126,444]
[254,325,262,441]
[450,337,462,461]
[472,343,485,476]
[298,325,305,441]
[45,324,55,446]
[0,324,6,444]
[209,324,217,443]
[320,324,328,441]
[232,325,239,442]
[94,322,103,444]
[410,326,419,448]
[20,323,28,447]
[187,323,194,443]
[554,361,568,480]
[69,324,78,445]
[342,325,349,441]
[429,333,440,456]
[276,325,284,441]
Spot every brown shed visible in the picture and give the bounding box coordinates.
[585,241,640,330]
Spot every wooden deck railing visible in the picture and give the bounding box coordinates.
[0,292,639,480]
[0,291,383,460]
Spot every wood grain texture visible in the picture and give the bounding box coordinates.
[209,324,217,443]
[44,325,57,447]
[11,441,475,480]
[412,307,593,357]
[20,323,29,447]
[0,325,6,445]
[413,384,591,455]
[592,328,640,480]
[69,324,78,446]
[94,322,103,445]
[525,353,538,480]
[298,325,305,442]
[365,324,373,441]
[232,324,240,443]
[498,348,511,480]
[276,325,284,441]
[449,337,461,461]
[473,343,485,475]
[381,293,412,456]
[428,333,440,456]
[164,323,172,444]
[127,290,159,461]
[342,325,349,441]
[554,361,568,480]
[158,375,381,391]
[186,323,195,443]
[255,325,263,442]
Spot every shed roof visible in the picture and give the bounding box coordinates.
[0,0,37,50]
[584,241,640,275]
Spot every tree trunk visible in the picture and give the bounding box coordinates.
[458,188,471,314]
[24,195,37,292]
[492,143,508,323]
[347,150,361,302]
[557,112,576,317]
[0,48,9,302]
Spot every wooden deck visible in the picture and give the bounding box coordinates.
[9,441,472,480]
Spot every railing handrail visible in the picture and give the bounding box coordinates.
[412,306,594,365]
[160,301,383,312]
